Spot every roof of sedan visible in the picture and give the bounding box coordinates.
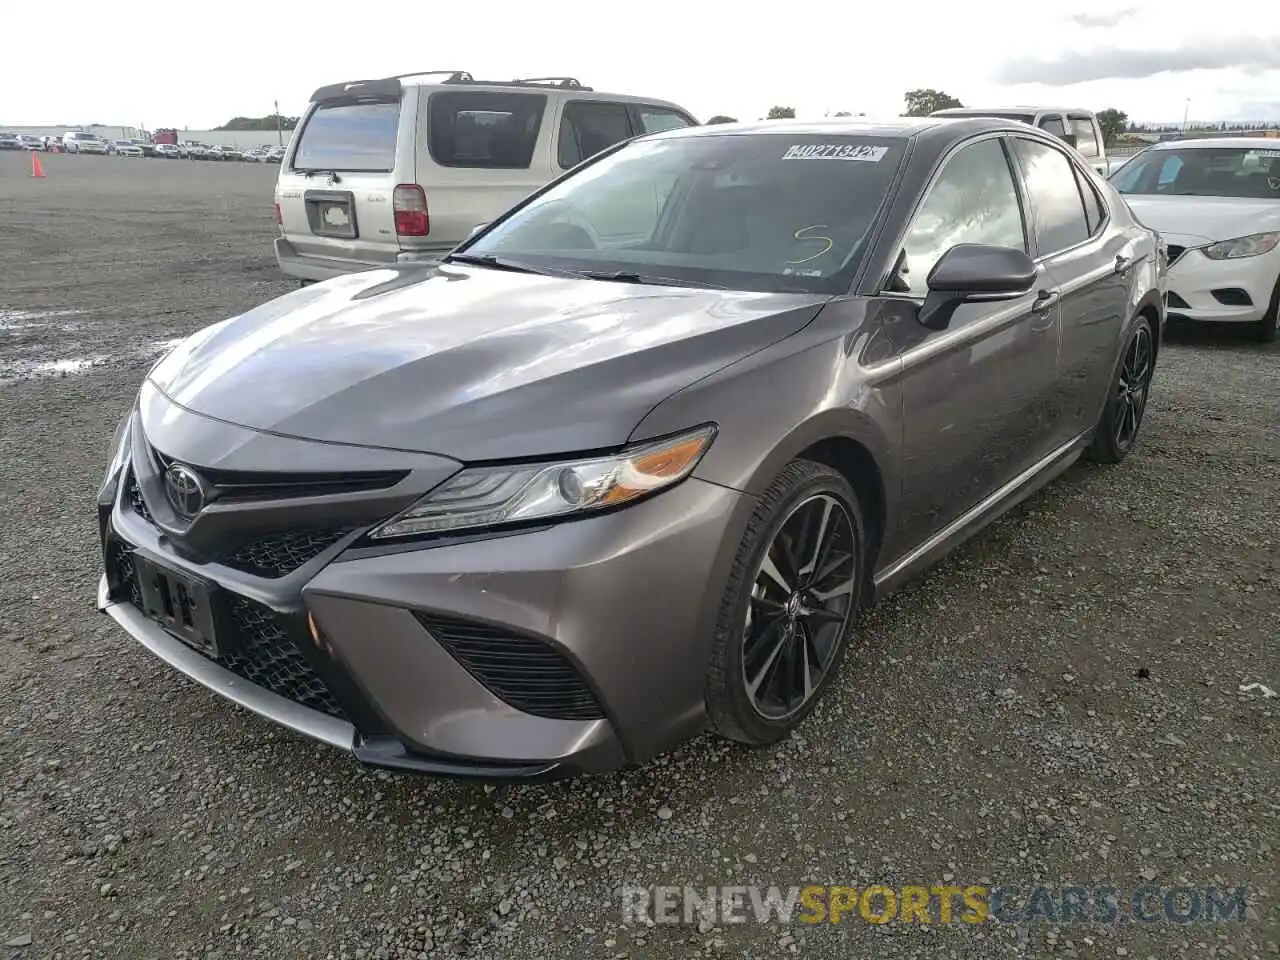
[1150,137,1280,150]
[667,115,1021,141]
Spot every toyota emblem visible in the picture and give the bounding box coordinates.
[164,463,209,518]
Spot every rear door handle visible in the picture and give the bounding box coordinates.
[1114,254,1132,274]
[1032,289,1060,313]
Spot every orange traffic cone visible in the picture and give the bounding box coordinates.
[31,152,45,178]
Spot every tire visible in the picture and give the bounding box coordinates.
[705,459,866,746]
[1086,314,1156,464]
[1256,277,1279,344]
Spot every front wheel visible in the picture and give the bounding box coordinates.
[1086,315,1155,464]
[1256,277,1279,344]
[705,459,865,746]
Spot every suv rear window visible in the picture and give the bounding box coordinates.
[428,91,546,169]
[293,99,400,172]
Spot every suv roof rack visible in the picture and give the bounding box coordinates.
[510,76,590,90]
[311,71,594,102]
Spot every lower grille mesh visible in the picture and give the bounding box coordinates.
[223,597,348,719]
[223,529,356,579]
[415,613,604,721]
[106,538,348,721]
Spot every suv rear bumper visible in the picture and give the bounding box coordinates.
[274,237,451,282]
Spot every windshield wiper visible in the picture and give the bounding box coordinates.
[298,169,342,182]
[577,270,728,290]
[443,253,576,277]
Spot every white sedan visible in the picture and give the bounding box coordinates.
[1110,137,1280,342]
[114,140,144,157]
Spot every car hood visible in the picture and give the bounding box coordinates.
[148,263,828,460]
[1120,194,1280,245]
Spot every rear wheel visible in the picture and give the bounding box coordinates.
[1256,276,1279,344]
[1087,315,1155,464]
[705,460,865,745]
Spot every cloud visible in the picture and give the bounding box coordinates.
[993,36,1280,85]
[1068,7,1137,28]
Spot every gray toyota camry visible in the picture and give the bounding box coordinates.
[98,117,1164,779]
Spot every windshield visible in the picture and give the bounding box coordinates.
[1111,146,1280,199]
[293,98,400,172]
[73,133,100,141]
[460,133,907,294]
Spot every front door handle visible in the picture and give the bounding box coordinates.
[1032,289,1060,313]
[1114,254,1132,274]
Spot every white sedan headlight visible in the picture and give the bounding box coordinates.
[1201,232,1280,261]
[369,425,717,540]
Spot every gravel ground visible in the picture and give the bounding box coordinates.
[1,152,1277,960]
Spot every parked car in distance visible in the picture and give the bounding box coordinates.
[99,116,1164,780]
[15,134,44,150]
[114,140,144,158]
[0,133,21,150]
[930,106,1108,175]
[274,70,698,283]
[212,146,243,161]
[1110,137,1280,342]
[242,148,267,162]
[63,131,109,154]
[186,143,214,160]
[264,146,285,163]
[153,143,183,159]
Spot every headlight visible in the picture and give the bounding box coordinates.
[1200,232,1280,260]
[368,424,717,540]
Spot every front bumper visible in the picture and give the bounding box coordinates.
[1164,246,1279,324]
[98,411,748,779]
[274,236,449,282]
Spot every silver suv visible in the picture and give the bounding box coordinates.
[273,70,698,283]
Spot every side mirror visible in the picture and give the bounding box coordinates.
[917,244,1037,330]
[469,222,488,238]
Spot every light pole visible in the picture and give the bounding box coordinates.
[1182,98,1190,134]
[274,100,283,147]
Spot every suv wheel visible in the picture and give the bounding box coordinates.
[705,459,865,746]
[1087,315,1155,464]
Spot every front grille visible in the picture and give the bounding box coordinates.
[1165,244,1186,263]
[223,597,348,719]
[222,528,356,579]
[1166,291,1190,309]
[150,445,406,502]
[105,537,349,722]
[125,471,154,524]
[415,613,604,721]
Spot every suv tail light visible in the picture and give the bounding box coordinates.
[393,184,429,237]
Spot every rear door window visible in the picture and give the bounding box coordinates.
[293,99,400,172]
[427,91,547,169]
[557,101,635,169]
[635,106,695,134]
[1012,138,1091,255]
[1070,117,1100,159]
[1074,166,1106,234]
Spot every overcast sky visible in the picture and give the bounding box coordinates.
[5,0,1279,128]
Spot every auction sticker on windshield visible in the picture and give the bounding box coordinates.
[783,144,889,162]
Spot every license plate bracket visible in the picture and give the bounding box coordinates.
[304,189,358,240]
[132,552,220,657]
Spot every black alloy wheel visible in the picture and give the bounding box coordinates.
[1087,315,1156,464]
[743,493,858,720]
[705,459,865,745]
